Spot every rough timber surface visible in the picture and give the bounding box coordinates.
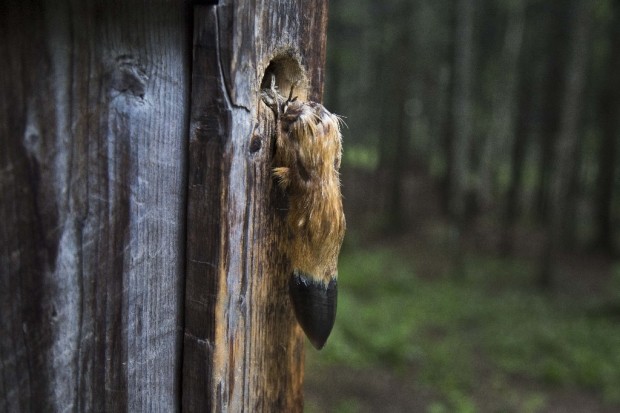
[182,2,328,412]
[0,1,190,411]
[1,1,329,412]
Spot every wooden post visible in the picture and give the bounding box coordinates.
[1,1,328,412]
[182,3,328,412]
[0,1,190,411]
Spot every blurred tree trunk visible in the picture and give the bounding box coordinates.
[449,0,476,222]
[501,4,534,254]
[386,3,414,232]
[539,0,592,289]
[326,36,342,115]
[535,1,569,222]
[375,3,397,214]
[441,0,457,214]
[478,1,525,210]
[376,4,397,174]
[446,0,476,275]
[594,0,620,255]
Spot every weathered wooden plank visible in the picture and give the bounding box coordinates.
[183,2,329,412]
[0,1,189,411]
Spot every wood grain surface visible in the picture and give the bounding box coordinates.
[0,1,190,411]
[183,3,328,412]
[0,1,328,412]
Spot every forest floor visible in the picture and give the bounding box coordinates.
[303,169,620,413]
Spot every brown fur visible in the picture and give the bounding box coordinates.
[262,83,346,285]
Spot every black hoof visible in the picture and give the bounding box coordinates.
[289,271,337,350]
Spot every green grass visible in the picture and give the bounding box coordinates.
[312,246,620,411]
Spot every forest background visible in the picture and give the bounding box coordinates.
[304,0,620,411]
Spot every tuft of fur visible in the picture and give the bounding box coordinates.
[261,79,346,285]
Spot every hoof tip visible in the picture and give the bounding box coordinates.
[289,271,337,350]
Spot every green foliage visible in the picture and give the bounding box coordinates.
[342,145,379,170]
[312,247,620,410]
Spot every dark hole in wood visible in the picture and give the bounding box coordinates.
[260,54,307,101]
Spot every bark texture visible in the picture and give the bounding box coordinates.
[183,3,328,413]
